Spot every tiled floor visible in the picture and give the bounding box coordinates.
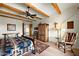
[30,41,79,56]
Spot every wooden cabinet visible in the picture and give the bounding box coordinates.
[38,23,49,42]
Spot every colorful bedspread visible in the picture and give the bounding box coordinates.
[0,37,34,56]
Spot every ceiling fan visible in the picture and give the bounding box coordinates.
[26,6,36,18]
[25,6,42,20]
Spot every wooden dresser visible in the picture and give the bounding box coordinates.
[38,23,49,42]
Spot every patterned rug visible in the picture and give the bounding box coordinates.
[23,40,49,56]
[36,40,49,54]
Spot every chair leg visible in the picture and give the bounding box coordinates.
[64,44,66,53]
[58,42,60,48]
[71,45,75,56]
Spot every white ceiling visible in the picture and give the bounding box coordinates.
[58,3,79,12]
[1,3,79,17]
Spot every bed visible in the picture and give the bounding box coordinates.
[0,33,35,56]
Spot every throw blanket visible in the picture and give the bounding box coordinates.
[0,37,34,56]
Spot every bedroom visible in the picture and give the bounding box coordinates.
[0,3,79,56]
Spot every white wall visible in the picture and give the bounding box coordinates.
[0,16,23,39]
[32,7,79,48]
[61,13,79,49]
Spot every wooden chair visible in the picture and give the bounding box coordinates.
[58,32,78,53]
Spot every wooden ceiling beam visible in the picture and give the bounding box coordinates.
[0,10,36,21]
[1,3,25,14]
[0,10,27,19]
[51,3,61,15]
[0,3,3,7]
[24,3,49,17]
[1,3,42,20]
[0,14,24,21]
[0,14,31,22]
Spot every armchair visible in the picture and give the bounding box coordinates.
[58,32,78,54]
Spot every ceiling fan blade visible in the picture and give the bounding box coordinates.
[26,16,36,21]
[35,16,42,19]
[30,16,42,20]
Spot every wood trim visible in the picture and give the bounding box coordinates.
[1,3,25,14]
[51,3,61,15]
[24,3,49,17]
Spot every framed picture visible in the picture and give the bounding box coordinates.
[7,24,16,31]
[67,21,74,29]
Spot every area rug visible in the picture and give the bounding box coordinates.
[23,40,49,56]
[35,40,49,54]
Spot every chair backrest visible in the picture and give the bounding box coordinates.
[65,32,78,43]
[71,33,78,43]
